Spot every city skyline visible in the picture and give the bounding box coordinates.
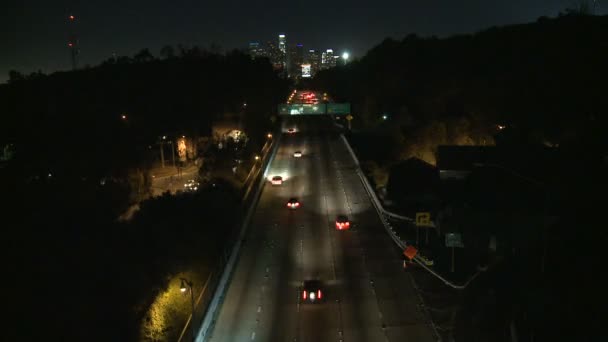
[2,1,606,83]
[248,33,347,78]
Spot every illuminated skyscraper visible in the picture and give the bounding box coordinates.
[278,34,286,54]
[306,49,321,76]
[321,49,335,70]
[288,43,304,78]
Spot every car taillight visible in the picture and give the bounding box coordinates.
[318,290,322,299]
[303,291,307,299]
[295,202,300,207]
[344,222,350,227]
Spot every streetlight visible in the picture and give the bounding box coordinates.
[121,114,127,120]
[382,114,388,120]
[342,52,349,61]
[254,155,260,161]
[267,133,272,139]
[180,278,195,342]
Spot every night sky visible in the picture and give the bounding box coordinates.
[1,1,605,83]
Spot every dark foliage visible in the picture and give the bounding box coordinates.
[1,48,287,341]
[323,15,607,341]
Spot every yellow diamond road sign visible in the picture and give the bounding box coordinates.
[415,212,432,227]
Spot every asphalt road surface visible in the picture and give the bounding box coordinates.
[209,116,435,342]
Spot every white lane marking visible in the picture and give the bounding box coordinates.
[251,331,256,340]
[257,306,262,313]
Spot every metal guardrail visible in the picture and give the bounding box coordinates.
[339,134,479,290]
[195,132,282,342]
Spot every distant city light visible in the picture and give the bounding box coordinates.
[382,114,388,120]
[121,114,127,120]
[279,34,285,38]
[69,15,75,21]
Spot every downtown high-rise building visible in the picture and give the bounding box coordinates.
[278,34,287,54]
[248,42,267,59]
[288,43,304,78]
[321,49,336,70]
[306,49,321,76]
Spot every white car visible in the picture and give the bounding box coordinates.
[293,151,302,158]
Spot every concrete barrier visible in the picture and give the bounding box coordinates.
[339,133,477,290]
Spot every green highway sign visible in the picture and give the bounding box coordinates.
[327,103,351,114]
[445,233,464,248]
[278,103,351,115]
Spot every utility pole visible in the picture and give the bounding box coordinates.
[170,141,176,168]
[67,14,79,70]
[159,137,166,168]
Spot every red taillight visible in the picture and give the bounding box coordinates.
[303,291,307,299]
[318,290,322,299]
[295,202,300,207]
[344,222,350,227]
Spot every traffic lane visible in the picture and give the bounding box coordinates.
[269,117,345,342]
[263,119,340,341]
[294,131,343,342]
[210,133,302,342]
[328,133,436,341]
[320,131,388,342]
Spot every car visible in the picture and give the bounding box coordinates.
[287,128,296,134]
[184,179,200,192]
[293,151,302,158]
[335,215,350,230]
[287,198,300,209]
[301,280,323,303]
[271,176,283,185]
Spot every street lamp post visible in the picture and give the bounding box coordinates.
[169,140,176,168]
[180,278,195,342]
[159,136,166,168]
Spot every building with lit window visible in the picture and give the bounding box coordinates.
[321,49,335,70]
[306,49,321,76]
[248,42,267,59]
[288,43,304,78]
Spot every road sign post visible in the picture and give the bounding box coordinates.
[415,212,432,246]
[445,233,464,273]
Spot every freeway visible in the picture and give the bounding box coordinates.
[208,116,435,342]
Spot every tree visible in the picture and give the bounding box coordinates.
[8,70,25,83]
[160,45,175,59]
[133,48,154,63]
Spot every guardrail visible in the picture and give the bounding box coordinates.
[339,133,479,290]
[195,132,281,342]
